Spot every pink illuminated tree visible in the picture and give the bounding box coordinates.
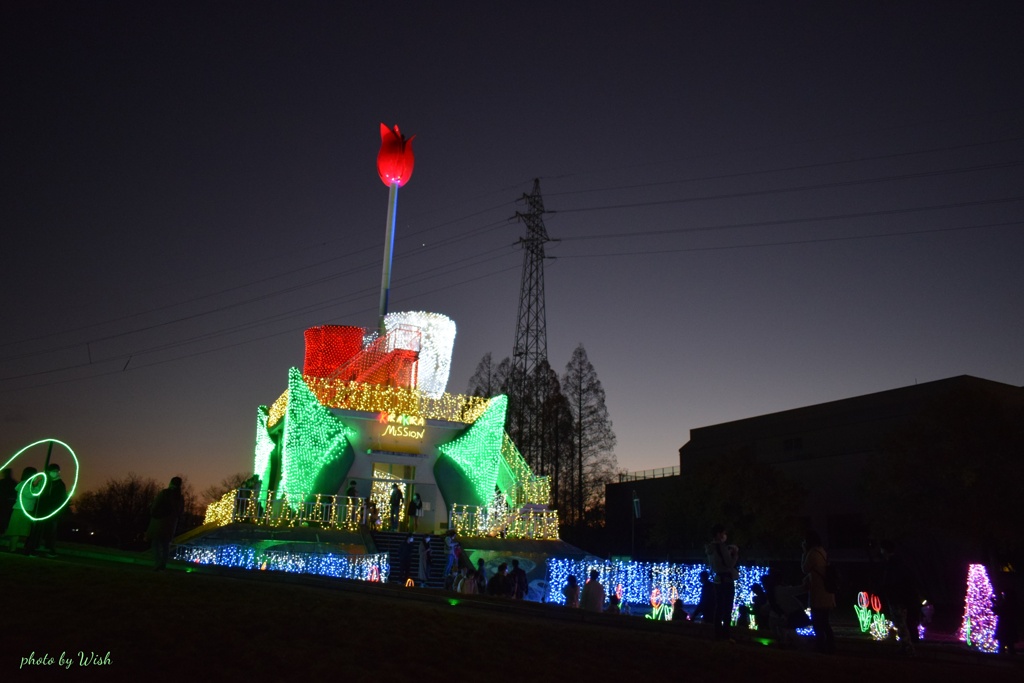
[958,563,998,653]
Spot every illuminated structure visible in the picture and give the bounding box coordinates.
[959,563,999,653]
[204,312,557,540]
[189,128,558,585]
[854,591,895,641]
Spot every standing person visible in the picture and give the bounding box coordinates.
[461,569,478,595]
[475,558,487,594]
[563,575,580,608]
[443,529,459,577]
[993,578,1019,657]
[509,558,528,600]
[24,463,67,557]
[367,498,381,529]
[580,569,606,612]
[398,534,415,583]
[879,539,919,655]
[691,570,717,623]
[359,496,370,529]
[406,492,422,532]
[389,483,403,531]
[345,480,358,499]
[5,467,38,552]
[802,530,836,654]
[706,524,739,641]
[487,562,512,597]
[417,535,433,583]
[0,468,16,538]
[147,477,185,571]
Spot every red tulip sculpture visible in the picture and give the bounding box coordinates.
[377,123,415,187]
[377,123,416,332]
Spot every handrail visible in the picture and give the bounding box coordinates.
[618,466,680,482]
[449,503,559,540]
[203,489,363,531]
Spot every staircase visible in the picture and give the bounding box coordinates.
[371,531,449,589]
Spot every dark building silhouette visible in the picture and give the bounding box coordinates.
[608,375,1022,561]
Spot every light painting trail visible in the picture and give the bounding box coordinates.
[2,439,79,522]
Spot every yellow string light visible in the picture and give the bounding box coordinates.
[267,373,489,429]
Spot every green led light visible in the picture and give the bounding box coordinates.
[278,368,356,505]
[437,395,507,505]
[253,405,275,495]
[2,438,79,522]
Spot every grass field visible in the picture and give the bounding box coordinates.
[3,547,1020,682]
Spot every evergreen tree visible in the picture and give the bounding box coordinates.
[562,344,617,526]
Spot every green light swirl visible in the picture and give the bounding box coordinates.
[2,439,79,522]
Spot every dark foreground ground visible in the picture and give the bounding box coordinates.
[2,544,1020,682]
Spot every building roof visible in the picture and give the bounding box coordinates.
[679,375,1023,463]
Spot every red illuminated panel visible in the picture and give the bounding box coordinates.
[303,326,364,377]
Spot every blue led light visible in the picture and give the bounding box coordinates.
[174,544,390,583]
[546,558,768,620]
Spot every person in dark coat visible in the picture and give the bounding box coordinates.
[509,558,528,599]
[706,524,739,641]
[0,468,16,538]
[406,492,422,532]
[417,535,433,583]
[24,463,67,557]
[691,570,717,623]
[993,578,1019,656]
[475,558,487,594]
[389,483,403,531]
[880,539,920,655]
[398,534,415,583]
[488,562,512,597]
[147,477,185,570]
[5,467,39,552]
[802,530,836,654]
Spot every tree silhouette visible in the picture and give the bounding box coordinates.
[562,344,617,526]
[73,472,161,548]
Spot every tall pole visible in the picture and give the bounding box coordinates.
[375,123,415,334]
[378,181,399,335]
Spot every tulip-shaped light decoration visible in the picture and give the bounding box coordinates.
[377,123,415,187]
[377,123,416,332]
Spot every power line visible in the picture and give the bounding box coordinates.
[556,196,1024,242]
[549,161,1024,215]
[543,135,1024,199]
[0,248,522,384]
[554,221,1022,259]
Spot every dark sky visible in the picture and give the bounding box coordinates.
[3,1,1023,496]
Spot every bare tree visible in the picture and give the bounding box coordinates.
[201,472,250,507]
[175,475,205,532]
[467,352,511,398]
[562,344,617,527]
[73,472,161,548]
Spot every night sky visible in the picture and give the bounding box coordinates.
[3,2,1022,497]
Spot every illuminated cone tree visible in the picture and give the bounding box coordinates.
[958,563,999,652]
